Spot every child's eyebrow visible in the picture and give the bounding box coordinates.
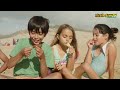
[93,32,98,34]
[69,36,73,38]
[62,34,67,36]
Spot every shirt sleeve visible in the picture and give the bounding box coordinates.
[9,38,24,57]
[43,44,55,68]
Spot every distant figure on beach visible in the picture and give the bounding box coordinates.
[13,38,19,45]
[50,24,79,79]
[13,38,16,45]
[4,42,10,46]
[60,24,118,79]
[8,16,62,79]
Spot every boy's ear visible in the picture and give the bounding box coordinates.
[57,34,59,40]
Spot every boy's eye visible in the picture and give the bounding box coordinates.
[31,32,35,34]
[39,33,43,35]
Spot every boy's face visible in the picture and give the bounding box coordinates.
[29,30,45,45]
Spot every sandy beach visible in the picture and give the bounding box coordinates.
[0,29,120,79]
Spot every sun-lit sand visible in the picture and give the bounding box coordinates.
[0,29,120,79]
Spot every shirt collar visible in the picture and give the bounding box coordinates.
[101,41,110,56]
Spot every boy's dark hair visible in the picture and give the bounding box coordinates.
[94,24,118,41]
[28,16,49,36]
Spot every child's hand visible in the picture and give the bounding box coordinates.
[34,45,45,60]
[66,43,75,57]
[68,46,74,56]
[87,39,94,49]
[66,43,71,48]
[21,47,32,58]
[55,62,66,71]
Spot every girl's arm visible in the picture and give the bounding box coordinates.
[108,43,117,79]
[84,48,92,64]
[0,50,9,73]
[67,50,76,72]
[84,39,94,64]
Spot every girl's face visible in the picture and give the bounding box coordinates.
[93,28,107,46]
[58,28,73,46]
[29,30,45,45]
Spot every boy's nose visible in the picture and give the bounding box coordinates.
[35,34,39,38]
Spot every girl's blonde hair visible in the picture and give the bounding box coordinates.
[51,24,78,59]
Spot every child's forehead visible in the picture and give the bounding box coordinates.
[61,30,73,36]
[32,29,42,33]
[61,28,73,33]
[93,28,100,34]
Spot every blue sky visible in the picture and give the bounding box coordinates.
[0,11,120,35]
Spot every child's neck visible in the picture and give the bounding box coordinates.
[57,43,68,53]
[99,40,109,48]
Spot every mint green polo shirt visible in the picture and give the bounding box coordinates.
[10,38,54,77]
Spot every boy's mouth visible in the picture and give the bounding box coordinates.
[32,39,40,45]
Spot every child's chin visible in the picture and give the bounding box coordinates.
[94,43,99,46]
[33,42,40,45]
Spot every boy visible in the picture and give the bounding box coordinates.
[8,16,62,79]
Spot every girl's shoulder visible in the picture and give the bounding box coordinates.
[52,44,56,47]
[107,42,116,49]
[51,44,58,51]
[106,42,116,55]
[52,44,59,48]
[52,44,56,48]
